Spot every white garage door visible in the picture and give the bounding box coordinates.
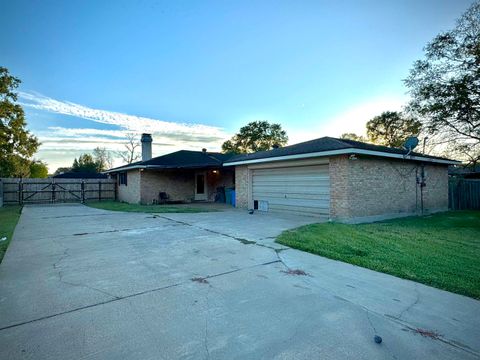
[252,164,330,216]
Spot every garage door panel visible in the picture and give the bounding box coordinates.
[253,173,329,181]
[252,164,330,216]
[255,197,330,208]
[253,177,330,186]
[252,193,330,201]
[253,185,329,194]
[253,167,329,175]
[253,188,330,197]
[268,204,330,216]
[253,173,329,180]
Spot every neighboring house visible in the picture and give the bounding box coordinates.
[449,164,480,179]
[106,134,459,223]
[53,172,108,179]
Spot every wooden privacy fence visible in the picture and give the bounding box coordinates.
[0,178,116,205]
[449,179,480,210]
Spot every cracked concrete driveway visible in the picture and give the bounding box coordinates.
[0,204,479,359]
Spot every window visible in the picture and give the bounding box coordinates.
[119,172,127,186]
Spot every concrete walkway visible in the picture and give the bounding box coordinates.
[0,204,478,359]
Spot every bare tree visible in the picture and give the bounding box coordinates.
[117,133,141,164]
[93,147,114,171]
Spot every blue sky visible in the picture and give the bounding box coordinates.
[1,0,473,171]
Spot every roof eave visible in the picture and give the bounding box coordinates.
[103,165,146,173]
[103,163,223,173]
[223,148,460,166]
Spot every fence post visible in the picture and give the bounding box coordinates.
[81,180,85,204]
[19,179,23,205]
[52,178,56,203]
[98,181,102,202]
[0,179,3,208]
[457,180,462,210]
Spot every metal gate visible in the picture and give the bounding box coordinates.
[0,178,116,205]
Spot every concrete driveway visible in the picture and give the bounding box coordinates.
[0,204,479,359]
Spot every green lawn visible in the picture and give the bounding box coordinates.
[87,201,216,213]
[277,211,480,299]
[0,206,22,263]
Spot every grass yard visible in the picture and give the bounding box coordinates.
[0,206,22,263]
[87,201,217,213]
[277,211,480,299]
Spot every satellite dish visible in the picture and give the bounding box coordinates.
[403,137,419,152]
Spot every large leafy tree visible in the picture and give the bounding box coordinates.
[72,154,98,173]
[29,160,48,178]
[404,1,480,164]
[0,67,39,177]
[70,148,112,173]
[64,148,112,174]
[340,133,366,142]
[366,111,422,148]
[222,121,288,153]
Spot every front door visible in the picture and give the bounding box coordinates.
[194,171,207,201]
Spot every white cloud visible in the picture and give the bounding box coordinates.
[19,92,228,139]
[46,127,127,138]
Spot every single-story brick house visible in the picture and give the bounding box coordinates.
[105,134,459,223]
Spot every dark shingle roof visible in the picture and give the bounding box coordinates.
[107,150,235,172]
[141,150,233,168]
[105,160,143,172]
[53,172,108,179]
[224,137,456,164]
[106,137,458,173]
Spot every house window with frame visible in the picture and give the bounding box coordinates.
[119,172,127,186]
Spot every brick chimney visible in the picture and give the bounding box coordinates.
[141,133,152,161]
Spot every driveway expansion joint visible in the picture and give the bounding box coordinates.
[72,223,180,236]
[155,215,258,245]
[41,213,119,219]
[203,286,212,360]
[396,283,421,320]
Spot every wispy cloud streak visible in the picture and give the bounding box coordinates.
[19,92,227,140]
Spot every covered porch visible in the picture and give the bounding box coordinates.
[139,167,235,205]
